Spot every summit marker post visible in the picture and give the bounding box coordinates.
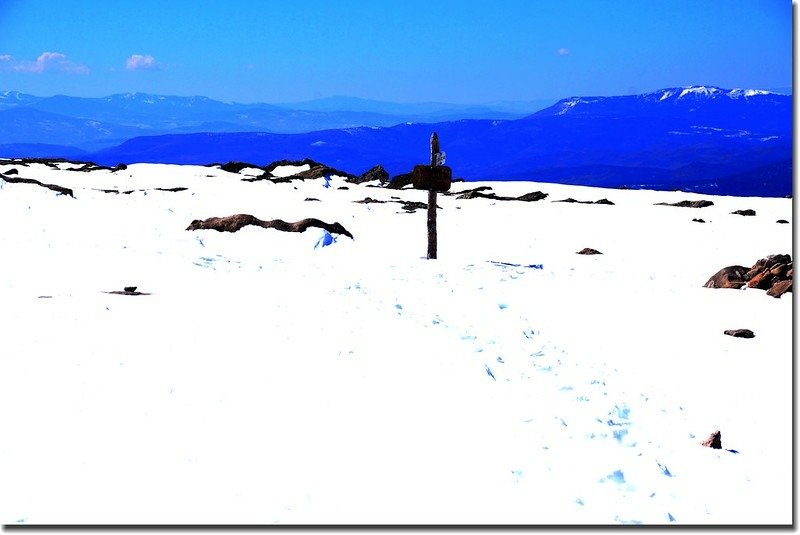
[412,132,451,259]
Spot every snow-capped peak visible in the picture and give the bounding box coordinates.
[727,88,773,98]
[647,86,777,102]
[678,86,722,98]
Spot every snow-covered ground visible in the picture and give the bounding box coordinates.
[0,161,792,525]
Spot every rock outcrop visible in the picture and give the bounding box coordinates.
[705,254,792,297]
[349,165,389,184]
[724,329,755,338]
[0,172,73,197]
[704,266,749,289]
[387,172,413,189]
[577,248,602,255]
[553,197,615,205]
[655,200,714,208]
[701,430,722,449]
[186,214,354,239]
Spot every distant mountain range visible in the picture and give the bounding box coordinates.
[0,86,791,197]
[0,91,544,150]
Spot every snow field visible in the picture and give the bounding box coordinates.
[0,161,792,524]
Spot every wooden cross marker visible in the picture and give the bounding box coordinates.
[412,131,452,259]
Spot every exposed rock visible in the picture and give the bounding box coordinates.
[577,248,602,255]
[744,254,791,282]
[354,197,385,204]
[766,279,792,298]
[553,197,615,205]
[707,254,792,297]
[400,201,434,213]
[516,191,549,202]
[701,430,722,449]
[154,187,188,192]
[186,214,354,239]
[4,168,18,175]
[746,270,774,290]
[777,219,790,224]
[692,218,706,223]
[105,286,150,296]
[654,200,714,208]
[304,197,320,202]
[337,186,349,190]
[214,161,263,174]
[69,161,120,173]
[387,172,413,190]
[731,209,756,216]
[353,196,438,213]
[445,186,493,197]
[0,173,73,197]
[703,266,749,289]
[350,165,389,184]
[724,329,755,338]
[455,188,548,202]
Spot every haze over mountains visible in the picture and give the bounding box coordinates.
[0,91,544,150]
[0,86,790,197]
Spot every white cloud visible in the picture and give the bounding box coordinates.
[557,47,570,56]
[0,54,12,62]
[125,54,159,71]
[13,51,89,74]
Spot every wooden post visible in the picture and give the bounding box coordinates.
[427,132,439,259]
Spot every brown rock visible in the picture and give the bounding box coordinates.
[744,254,791,281]
[766,279,792,298]
[186,214,354,239]
[769,264,788,277]
[577,248,602,255]
[0,174,74,197]
[701,430,722,449]
[703,266,749,289]
[724,329,755,338]
[746,271,774,289]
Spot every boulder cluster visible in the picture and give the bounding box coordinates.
[704,254,792,298]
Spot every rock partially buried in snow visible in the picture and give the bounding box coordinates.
[743,254,792,296]
[553,197,615,205]
[577,248,602,255]
[777,219,790,224]
[350,164,389,184]
[655,199,714,208]
[701,430,722,449]
[705,254,792,296]
[731,209,756,216]
[766,279,792,298]
[704,266,749,289]
[724,329,755,338]
[186,214,354,239]
[105,287,151,296]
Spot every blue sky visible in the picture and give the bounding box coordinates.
[0,0,791,104]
